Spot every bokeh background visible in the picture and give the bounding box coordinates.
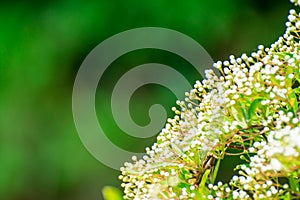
[0,0,294,199]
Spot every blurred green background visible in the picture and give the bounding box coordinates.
[0,0,293,199]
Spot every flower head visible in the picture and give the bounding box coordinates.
[120,2,300,199]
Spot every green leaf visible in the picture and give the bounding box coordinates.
[198,169,210,196]
[285,66,294,87]
[293,87,300,95]
[295,71,300,83]
[211,159,220,184]
[276,52,293,60]
[238,101,249,121]
[102,186,123,200]
[288,174,300,193]
[247,98,264,121]
[230,105,247,127]
[283,191,291,200]
[179,168,193,180]
[287,90,298,113]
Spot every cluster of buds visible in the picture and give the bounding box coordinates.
[120,1,300,199]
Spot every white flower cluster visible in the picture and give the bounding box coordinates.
[196,127,300,199]
[291,0,300,6]
[120,76,227,199]
[120,3,300,200]
[223,126,300,199]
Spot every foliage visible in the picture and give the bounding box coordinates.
[119,2,300,199]
[102,186,123,200]
[0,0,293,199]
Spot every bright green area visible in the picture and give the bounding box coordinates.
[0,0,292,199]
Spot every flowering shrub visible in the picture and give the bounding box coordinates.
[119,1,300,199]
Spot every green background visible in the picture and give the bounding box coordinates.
[0,0,293,199]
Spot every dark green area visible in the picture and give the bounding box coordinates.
[0,0,292,199]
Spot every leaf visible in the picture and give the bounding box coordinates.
[211,159,220,184]
[295,71,300,84]
[287,90,298,113]
[238,101,249,121]
[248,98,265,121]
[293,87,300,95]
[285,66,294,87]
[288,173,300,193]
[102,186,123,200]
[198,169,210,196]
[230,105,247,127]
[276,52,293,60]
[283,191,291,200]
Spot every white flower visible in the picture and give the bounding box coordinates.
[270,158,282,171]
[120,4,300,199]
